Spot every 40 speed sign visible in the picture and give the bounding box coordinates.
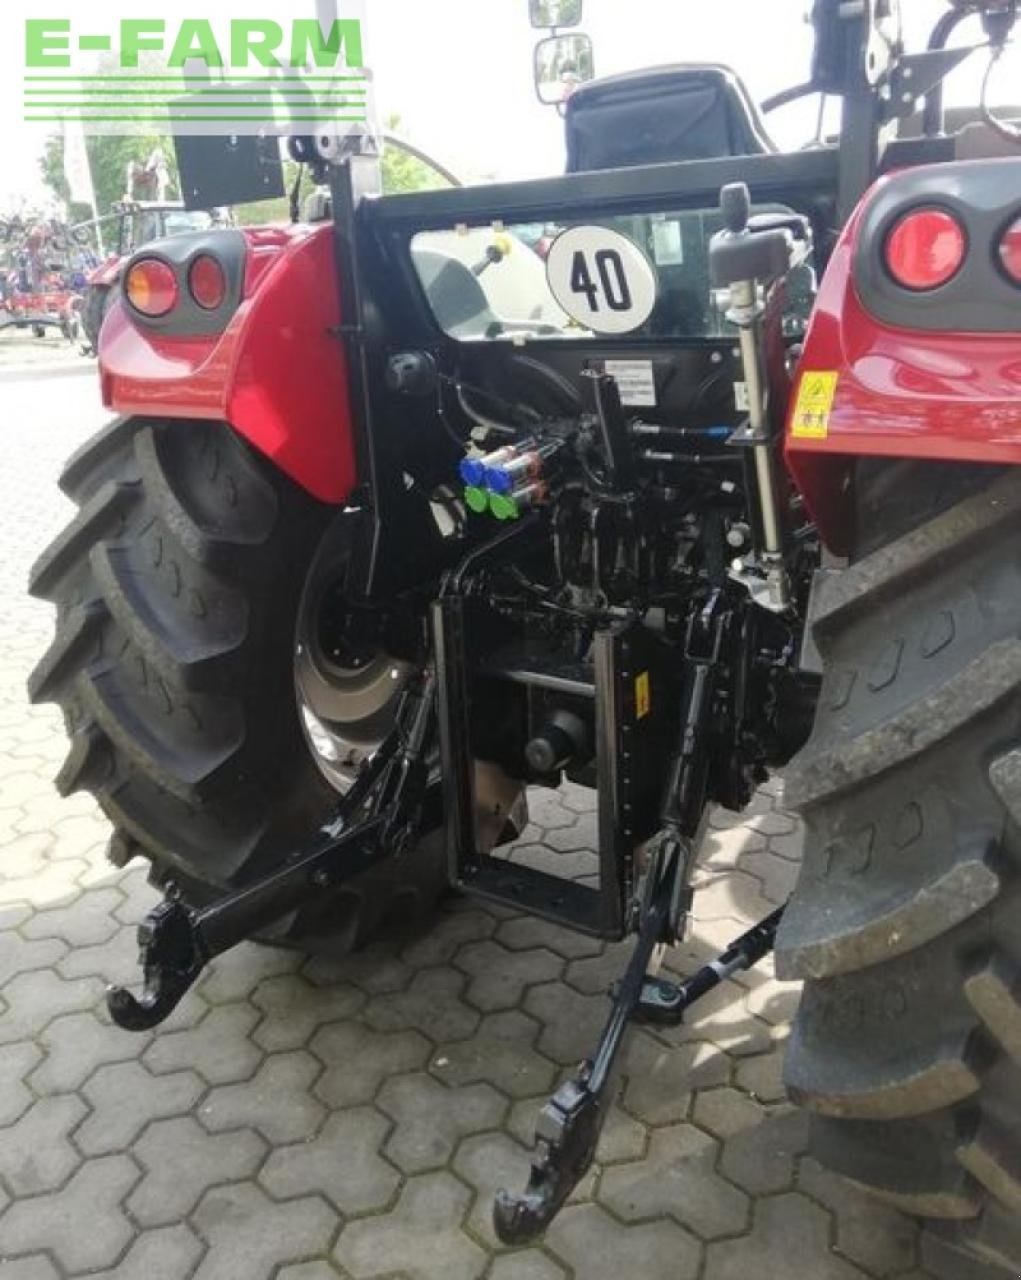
[546,225,658,335]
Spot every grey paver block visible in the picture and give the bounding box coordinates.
[303,939,410,996]
[0,1258,62,1280]
[128,1116,266,1227]
[546,1203,702,1280]
[190,1181,337,1280]
[495,915,603,959]
[0,1093,87,1194]
[400,907,495,967]
[55,921,142,981]
[260,1107,399,1213]
[312,1021,431,1108]
[377,1072,506,1174]
[599,1123,749,1240]
[88,1224,205,1280]
[718,1109,809,1195]
[430,1009,556,1098]
[704,1192,868,1280]
[363,966,480,1042]
[251,973,365,1051]
[525,981,610,1065]
[334,1171,487,1280]
[143,1001,263,1085]
[0,1153,139,1272]
[0,1039,42,1124]
[691,1087,768,1139]
[196,941,302,1004]
[800,1156,917,1276]
[77,1060,205,1155]
[623,1032,731,1126]
[29,1009,148,1093]
[21,886,122,947]
[489,1250,567,1280]
[454,939,563,1012]
[277,1265,344,1280]
[734,1047,789,1103]
[200,1051,323,1143]
[0,968,103,1044]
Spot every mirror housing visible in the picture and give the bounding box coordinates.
[529,0,583,29]
[534,33,595,105]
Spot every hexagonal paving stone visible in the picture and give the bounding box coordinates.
[717,1109,809,1196]
[0,1093,87,1194]
[0,1039,41,1124]
[489,1251,567,1280]
[77,1060,205,1155]
[128,1116,266,1227]
[260,1107,400,1213]
[545,1202,702,1280]
[430,1009,557,1098]
[0,968,103,1044]
[334,1171,487,1280]
[87,1224,205,1280]
[0,1259,62,1280]
[363,966,480,1042]
[312,1021,431,1107]
[0,1154,139,1272]
[21,885,122,947]
[454,939,564,1012]
[200,1051,324,1144]
[377,1072,506,1173]
[400,907,496,967]
[598,1123,749,1240]
[800,1156,918,1276]
[190,1181,337,1280]
[622,1031,731,1126]
[143,1002,263,1085]
[251,973,365,1051]
[704,1192,869,1280]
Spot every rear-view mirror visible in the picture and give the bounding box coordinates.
[529,0,583,29]
[534,33,595,105]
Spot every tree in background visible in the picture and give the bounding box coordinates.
[40,113,452,230]
[40,133,179,222]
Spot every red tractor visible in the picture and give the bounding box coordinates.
[28,2,1021,1275]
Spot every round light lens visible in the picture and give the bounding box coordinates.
[884,208,966,291]
[188,255,227,310]
[999,215,1021,285]
[125,258,178,317]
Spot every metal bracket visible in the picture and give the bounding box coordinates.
[107,678,438,1031]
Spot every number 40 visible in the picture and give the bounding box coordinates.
[570,248,633,314]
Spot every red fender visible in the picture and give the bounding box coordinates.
[99,223,357,505]
[786,161,1021,554]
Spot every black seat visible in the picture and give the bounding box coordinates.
[564,64,777,173]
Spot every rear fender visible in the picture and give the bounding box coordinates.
[98,223,356,505]
[786,158,1021,555]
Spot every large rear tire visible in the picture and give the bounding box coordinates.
[777,465,1021,1278]
[28,416,446,950]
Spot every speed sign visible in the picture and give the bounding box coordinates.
[546,226,658,335]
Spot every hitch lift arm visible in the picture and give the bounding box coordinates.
[107,677,437,1031]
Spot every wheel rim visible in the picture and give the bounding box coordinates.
[293,526,414,793]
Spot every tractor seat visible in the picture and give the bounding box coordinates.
[564,64,778,173]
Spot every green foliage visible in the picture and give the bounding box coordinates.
[40,132,179,220]
[382,115,454,195]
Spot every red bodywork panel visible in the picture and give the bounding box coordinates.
[99,223,356,505]
[785,172,1021,555]
[88,256,123,290]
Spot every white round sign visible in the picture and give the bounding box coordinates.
[546,226,658,335]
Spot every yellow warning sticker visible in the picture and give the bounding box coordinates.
[635,671,650,720]
[791,371,839,440]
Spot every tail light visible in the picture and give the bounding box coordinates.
[125,258,178,317]
[884,208,966,291]
[188,255,227,310]
[999,216,1021,285]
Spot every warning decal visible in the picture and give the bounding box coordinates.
[791,371,839,440]
[635,672,650,720]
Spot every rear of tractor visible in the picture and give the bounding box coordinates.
[26,0,1021,1272]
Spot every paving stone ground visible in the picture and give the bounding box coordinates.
[0,372,937,1279]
